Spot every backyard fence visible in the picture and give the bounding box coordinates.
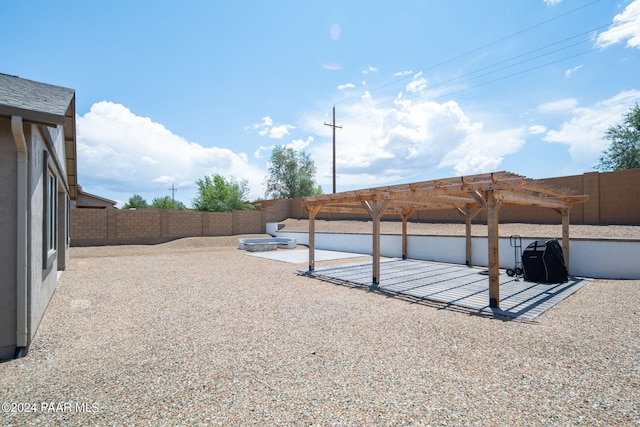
[71,170,639,246]
[70,198,290,246]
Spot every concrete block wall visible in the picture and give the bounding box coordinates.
[163,210,202,238]
[599,169,640,224]
[116,209,162,239]
[72,209,108,240]
[232,210,263,235]
[70,170,639,246]
[203,212,233,236]
[262,198,290,222]
[71,198,289,246]
[582,172,600,224]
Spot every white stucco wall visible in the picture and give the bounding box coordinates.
[267,223,639,280]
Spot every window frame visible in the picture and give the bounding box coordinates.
[43,151,58,269]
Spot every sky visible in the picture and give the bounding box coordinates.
[3,0,640,207]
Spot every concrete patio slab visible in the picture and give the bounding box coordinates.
[248,248,368,264]
[304,259,589,320]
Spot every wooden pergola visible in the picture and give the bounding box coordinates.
[303,171,589,309]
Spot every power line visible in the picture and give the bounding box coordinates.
[429,23,611,89]
[428,48,599,103]
[334,0,603,107]
[419,0,602,73]
[340,46,598,123]
[337,15,633,123]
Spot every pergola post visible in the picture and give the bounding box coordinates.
[307,205,322,272]
[400,209,415,260]
[486,191,501,309]
[362,199,389,286]
[459,207,481,266]
[561,208,570,274]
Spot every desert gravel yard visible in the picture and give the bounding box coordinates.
[1,234,639,426]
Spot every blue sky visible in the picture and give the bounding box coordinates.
[3,0,640,207]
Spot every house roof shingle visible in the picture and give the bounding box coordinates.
[0,73,75,126]
[0,73,78,199]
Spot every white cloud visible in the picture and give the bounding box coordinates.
[252,116,295,139]
[77,101,266,202]
[287,136,314,152]
[438,128,526,176]
[258,116,273,127]
[253,136,315,159]
[153,175,175,183]
[596,0,640,48]
[393,70,413,76]
[362,66,378,74]
[538,98,579,112]
[254,146,269,158]
[565,65,582,77]
[543,90,640,164]
[141,155,157,164]
[543,0,562,5]
[406,77,427,93]
[301,92,524,187]
[338,83,356,90]
[265,124,294,139]
[528,125,547,135]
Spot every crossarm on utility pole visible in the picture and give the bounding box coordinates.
[324,105,342,194]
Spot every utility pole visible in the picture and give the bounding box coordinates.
[324,105,342,193]
[169,183,178,208]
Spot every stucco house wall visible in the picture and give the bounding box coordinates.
[25,124,68,349]
[0,74,76,359]
[0,119,18,355]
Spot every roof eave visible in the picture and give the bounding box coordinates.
[0,104,66,127]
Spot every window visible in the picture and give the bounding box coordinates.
[66,196,71,244]
[43,151,58,268]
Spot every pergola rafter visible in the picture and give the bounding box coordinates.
[303,171,589,310]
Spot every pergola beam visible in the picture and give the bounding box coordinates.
[525,180,580,198]
[317,199,478,215]
[303,173,528,208]
[496,190,574,209]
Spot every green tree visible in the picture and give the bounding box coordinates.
[192,174,254,212]
[265,146,323,198]
[123,194,149,209]
[150,196,186,209]
[597,103,640,171]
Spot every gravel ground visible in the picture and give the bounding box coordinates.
[1,232,639,426]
